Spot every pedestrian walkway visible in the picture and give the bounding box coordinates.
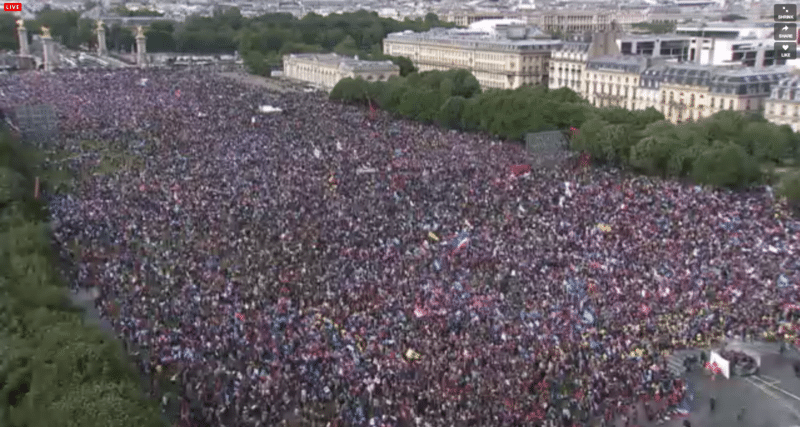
[667,349,705,377]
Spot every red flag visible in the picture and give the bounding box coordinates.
[510,164,531,177]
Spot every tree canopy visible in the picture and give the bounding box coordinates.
[11,9,453,72]
[332,68,800,192]
[0,127,165,427]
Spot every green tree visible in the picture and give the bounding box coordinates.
[572,117,610,158]
[330,78,369,104]
[242,50,271,76]
[779,171,800,205]
[436,96,467,129]
[0,13,20,51]
[424,13,440,25]
[0,127,164,427]
[0,167,25,205]
[691,142,760,188]
[381,55,416,77]
[738,121,790,162]
[333,35,359,56]
[448,69,482,98]
[108,24,134,52]
[629,133,683,176]
[145,24,176,52]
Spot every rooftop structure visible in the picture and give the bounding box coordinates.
[282,53,400,91]
[285,53,398,72]
[675,21,775,39]
[384,27,561,52]
[587,55,652,74]
[770,74,800,101]
[639,63,788,93]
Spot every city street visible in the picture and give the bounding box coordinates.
[632,346,800,427]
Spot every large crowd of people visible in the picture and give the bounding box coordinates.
[2,68,799,427]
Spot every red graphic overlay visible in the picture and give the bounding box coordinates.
[4,3,22,11]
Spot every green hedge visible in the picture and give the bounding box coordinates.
[331,70,800,192]
[0,130,164,427]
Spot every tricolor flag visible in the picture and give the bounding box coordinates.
[451,232,470,254]
[454,237,470,253]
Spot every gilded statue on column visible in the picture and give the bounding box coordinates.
[16,19,24,30]
[41,26,51,38]
[96,20,104,31]
[136,26,145,38]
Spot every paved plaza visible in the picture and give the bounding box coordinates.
[633,342,800,427]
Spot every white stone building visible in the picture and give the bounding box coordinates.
[282,53,400,91]
[383,23,560,90]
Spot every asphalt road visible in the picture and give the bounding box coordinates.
[628,345,800,427]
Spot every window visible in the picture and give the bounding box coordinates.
[728,99,734,110]
[711,97,715,108]
[690,94,695,107]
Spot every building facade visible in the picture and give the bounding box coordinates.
[282,53,399,91]
[528,10,614,35]
[765,75,800,131]
[640,64,789,123]
[549,31,621,94]
[584,56,650,110]
[549,42,591,94]
[617,35,690,59]
[443,11,517,27]
[655,65,715,123]
[675,22,785,67]
[383,26,561,90]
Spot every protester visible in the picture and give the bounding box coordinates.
[2,68,798,427]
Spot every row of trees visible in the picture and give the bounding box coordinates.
[0,8,138,52]
[0,129,164,427]
[1,8,451,74]
[330,71,800,200]
[236,10,452,76]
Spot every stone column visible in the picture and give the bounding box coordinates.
[135,26,147,67]
[96,21,107,56]
[41,29,56,72]
[17,20,29,56]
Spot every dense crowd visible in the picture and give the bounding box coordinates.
[2,68,799,427]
